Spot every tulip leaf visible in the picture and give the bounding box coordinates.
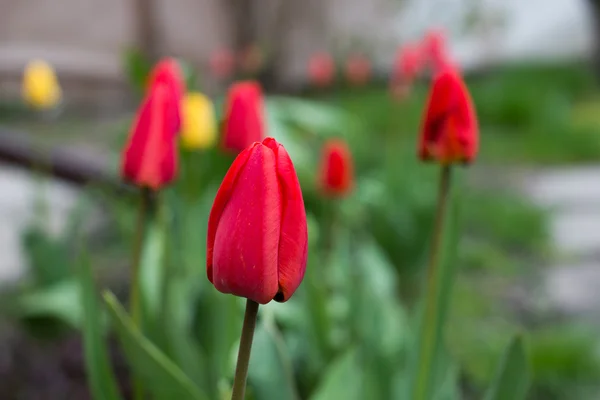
[16,279,83,329]
[77,248,123,400]
[484,335,530,400]
[247,312,299,400]
[104,291,209,400]
[309,349,364,400]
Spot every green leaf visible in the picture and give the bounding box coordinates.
[248,312,299,400]
[309,349,364,400]
[122,48,151,93]
[484,335,530,400]
[78,249,123,400]
[104,291,209,400]
[16,280,83,328]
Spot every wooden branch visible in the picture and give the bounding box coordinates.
[0,128,134,194]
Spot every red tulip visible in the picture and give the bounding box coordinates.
[345,54,371,86]
[147,58,185,132]
[222,81,265,153]
[319,139,354,196]
[308,52,335,87]
[209,48,235,80]
[392,43,424,85]
[418,67,478,164]
[121,82,179,189]
[422,29,451,74]
[207,137,308,304]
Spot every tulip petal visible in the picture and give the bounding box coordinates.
[206,144,255,282]
[121,83,178,189]
[263,138,308,302]
[210,143,281,304]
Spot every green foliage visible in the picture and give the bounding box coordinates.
[7,61,600,400]
[484,335,531,400]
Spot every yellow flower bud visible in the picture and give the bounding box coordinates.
[181,92,217,149]
[22,60,62,110]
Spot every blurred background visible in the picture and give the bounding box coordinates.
[2,0,600,399]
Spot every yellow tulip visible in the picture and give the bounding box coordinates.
[181,92,217,149]
[22,60,62,110]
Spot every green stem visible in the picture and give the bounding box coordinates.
[231,299,260,400]
[129,187,153,400]
[413,165,452,400]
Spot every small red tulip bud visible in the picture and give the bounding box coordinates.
[422,29,452,74]
[207,138,308,304]
[418,68,478,164]
[308,52,335,87]
[147,58,185,132]
[121,82,179,189]
[222,81,265,154]
[392,43,424,85]
[209,48,235,80]
[345,54,371,86]
[319,139,354,197]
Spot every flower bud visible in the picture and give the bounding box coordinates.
[207,138,308,304]
[345,54,371,86]
[147,58,185,132]
[418,68,478,164]
[181,92,217,149]
[22,60,61,110]
[308,52,335,87]
[319,139,354,197]
[121,82,179,189]
[222,81,265,153]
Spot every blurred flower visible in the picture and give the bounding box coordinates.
[207,137,308,304]
[222,81,265,153]
[319,139,354,197]
[418,67,478,164]
[209,48,236,80]
[147,58,185,132]
[238,43,264,76]
[22,60,62,110]
[392,43,424,85]
[181,92,217,149]
[344,54,371,86]
[422,29,452,74]
[308,52,335,87]
[121,82,179,189]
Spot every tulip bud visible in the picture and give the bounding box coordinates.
[209,48,235,80]
[222,81,265,153]
[22,60,62,110]
[422,29,451,74]
[308,52,335,87]
[392,43,424,85]
[319,139,354,197]
[121,82,179,189]
[181,92,217,149]
[418,68,478,164]
[207,138,308,304]
[147,58,185,132]
[345,54,371,86]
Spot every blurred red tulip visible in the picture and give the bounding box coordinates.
[319,139,354,197]
[345,54,371,86]
[418,67,478,164]
[308,52,335,87]
[147,58,185,132]
[222,81,265,153]
[239,43,264,75]
[209,48,235,80]
[422,29,451,74]
[207,137,308,304]
[392,43,424,85]
[121,82,179,189]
